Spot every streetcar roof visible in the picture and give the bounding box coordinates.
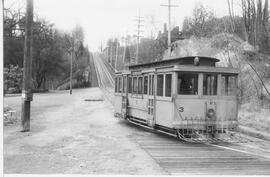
[128,56,220,70]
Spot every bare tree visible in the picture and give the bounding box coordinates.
[241,0,269,53]
[227,0,236,32]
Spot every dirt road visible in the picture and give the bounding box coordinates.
[4,88,166,174]
[4,87,270,175]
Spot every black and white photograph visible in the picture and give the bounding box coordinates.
[2,0,270,175]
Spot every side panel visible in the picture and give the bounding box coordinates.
[173,97,238,129]
[216,98,238,129]
[155,100,174,128]
[128,96,148,120]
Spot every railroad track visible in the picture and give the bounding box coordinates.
[133,132,270,175]
[92,53,115,104]
[92,53,270,175]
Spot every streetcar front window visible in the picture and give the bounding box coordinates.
[178,73,198,95]
[221,75,237,96]
[203,74,217,96]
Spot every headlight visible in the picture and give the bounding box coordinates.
[207,109,215,119]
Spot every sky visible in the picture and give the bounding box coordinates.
[5,0,242,51]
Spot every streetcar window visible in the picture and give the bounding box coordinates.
[144,76,148,94]
[178,73,198,95]
[138,77,143,94]
[165,74,172,97]
[149,75,152,95]
[123,76,127,93]
[128,77,132,93]
[115,77,118,93]
[133,77,138,94]
[221,75,237,96]
[157,74,164,96]
[151,75,154,95]
[149,75,154,95]
[118,77,122,93]
[203,74,217,95]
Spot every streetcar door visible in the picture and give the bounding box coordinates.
[121,75,128,119]
[147,74,155,127]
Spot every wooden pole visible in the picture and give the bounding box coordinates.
[161,0,178,57]
[168,0,171,57]
[115,41,118,72]
[122,38,126,66]
[135,10,143,65]
[110,45,113,65]
[70,39,73,95]
[21,0,33,132]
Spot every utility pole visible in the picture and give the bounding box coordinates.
[122,30,128,68]
[21,0,33,132]
[161,0,178,57]
[70,39,73,95]
[110,44,113,66]
[134,9,144,64]
[122,37,126,67]
[115,39,119,72]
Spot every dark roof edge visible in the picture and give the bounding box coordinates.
[128,56,220,69]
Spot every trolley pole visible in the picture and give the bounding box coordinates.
[21,0,33,132]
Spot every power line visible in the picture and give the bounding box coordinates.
[161,0,178,57]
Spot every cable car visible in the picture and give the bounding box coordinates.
[114,56,239,142]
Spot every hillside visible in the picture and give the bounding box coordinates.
[166,33,254,65]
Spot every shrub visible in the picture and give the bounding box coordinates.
[4,65,23,94]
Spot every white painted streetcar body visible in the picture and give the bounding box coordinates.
[114,56,239,141]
